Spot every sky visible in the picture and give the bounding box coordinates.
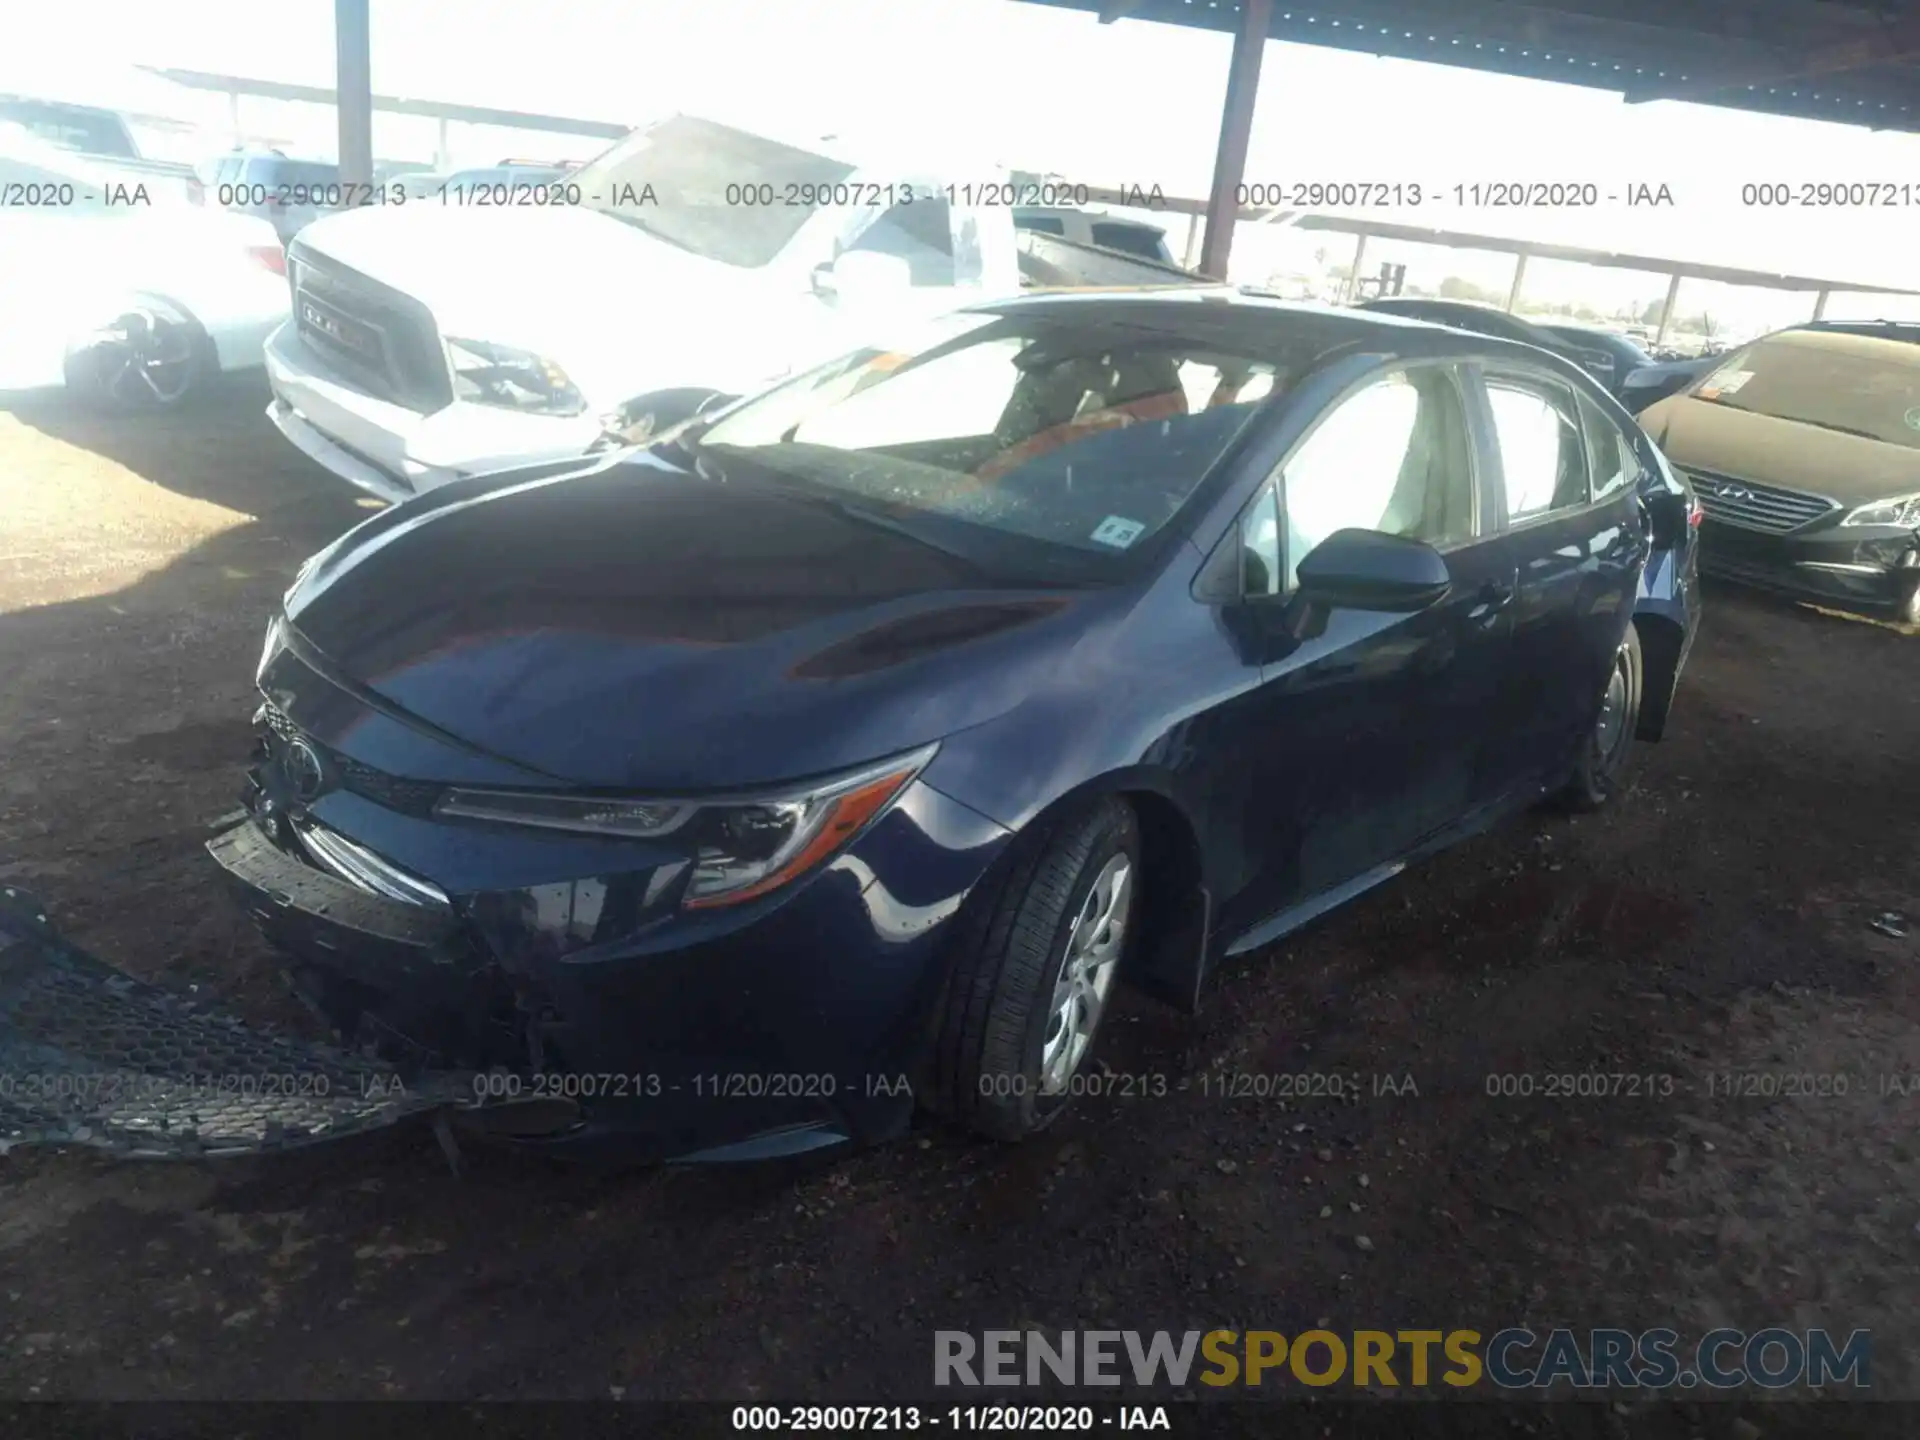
[9,0,1920,331]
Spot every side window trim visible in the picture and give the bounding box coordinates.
[1480,364,1603,533]
[1271,359,1483,592]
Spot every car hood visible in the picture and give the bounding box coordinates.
[282,453,1108,791]
[293,204,805,401]
[1641,396,1920,507]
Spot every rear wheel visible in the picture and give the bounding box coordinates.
[65,305,213,411]
[929,797,1140,1141]
[1561,624,1642,811]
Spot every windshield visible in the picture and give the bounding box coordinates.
[1692,333,1920,450]
[569,115,854,269]
[694,306,1318,574]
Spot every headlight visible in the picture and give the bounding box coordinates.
[444,337,587,416]
[432,744,937,910]
[1841,494,1920,529]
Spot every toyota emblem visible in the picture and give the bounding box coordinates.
[283,737,329,802]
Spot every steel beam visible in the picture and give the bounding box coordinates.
[335,0,373,190]
[1198,0,1273,279]
[1506,250,1530,312]
[1654,272,1683,349]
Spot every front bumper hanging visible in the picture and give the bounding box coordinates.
[0,885,473,1159]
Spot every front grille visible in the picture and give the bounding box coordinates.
[288,245,453,415]
[258,702,444,818]
[1684,469,1837,535]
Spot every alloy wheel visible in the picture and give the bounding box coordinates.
[81,309,199,408]
[1039,852,1131,1094]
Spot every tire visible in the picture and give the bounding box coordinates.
[1895,575,1920,628]
[1560,623,1643,812]
[64,303,214,412]
[929,796,1141,1141]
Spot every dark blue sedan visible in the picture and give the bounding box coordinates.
[208,290,1699,1160]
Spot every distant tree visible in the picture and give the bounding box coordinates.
[1438,275,1501,304]
[1637,298,1667,326]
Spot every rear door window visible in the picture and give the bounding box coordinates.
[1485,373,1591,521]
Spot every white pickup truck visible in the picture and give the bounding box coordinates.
[264,114,1049,503]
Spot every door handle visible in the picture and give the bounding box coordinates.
[1468,581,1514,625]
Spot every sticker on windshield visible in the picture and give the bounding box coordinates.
[1700,369,1752,399]
[1091,515,1147,549]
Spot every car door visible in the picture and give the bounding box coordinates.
[1211,361,1519,938]
[1469,361,1648,793]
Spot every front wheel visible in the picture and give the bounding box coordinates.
[1560,624,1642,812]
[929,797,1141,1141]
[1894,574,1920,628]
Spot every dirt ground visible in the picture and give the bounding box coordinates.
[1,380,1917,1431]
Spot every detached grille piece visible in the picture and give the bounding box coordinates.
[0,888,468,1157]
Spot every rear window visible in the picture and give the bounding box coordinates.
[1693,334,1920,451]
[1090,221,1168,261]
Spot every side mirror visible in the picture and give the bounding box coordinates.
[1294,529,1452,613]
[813,250,913,304]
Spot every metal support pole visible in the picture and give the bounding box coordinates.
[1812,286,1831,320]
[1505,251,1529,312]
[1653,272,1682,350]
[1198,0,1272,279]
[1345,233,1369,302]
[1181,212,1202,270]
[227,91,242,147]
[335,0,374,190]
[436,118,452,171]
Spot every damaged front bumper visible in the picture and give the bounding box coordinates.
[0,885,472,1159]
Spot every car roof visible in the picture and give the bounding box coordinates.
[974,287,1601,373]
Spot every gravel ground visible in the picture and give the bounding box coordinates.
[1,379,1917,1435]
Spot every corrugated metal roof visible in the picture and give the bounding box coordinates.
[1016,0,1920,131]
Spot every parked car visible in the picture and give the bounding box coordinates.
[206,292,1695,1161]
[261,113,1046,504]
[190,149,344,245]
[1618,354,1716,413]
[1637,321,1920,623]
[0,94,198,200]
[1537,322,1653,396]
[1360,297,1594,371]
[0,127,290,409]
[1013,206,1175,264]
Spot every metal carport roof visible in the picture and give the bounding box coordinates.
[1013,0,1920,275]
[316,0,1920,280]
[1020,0,1920,130]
